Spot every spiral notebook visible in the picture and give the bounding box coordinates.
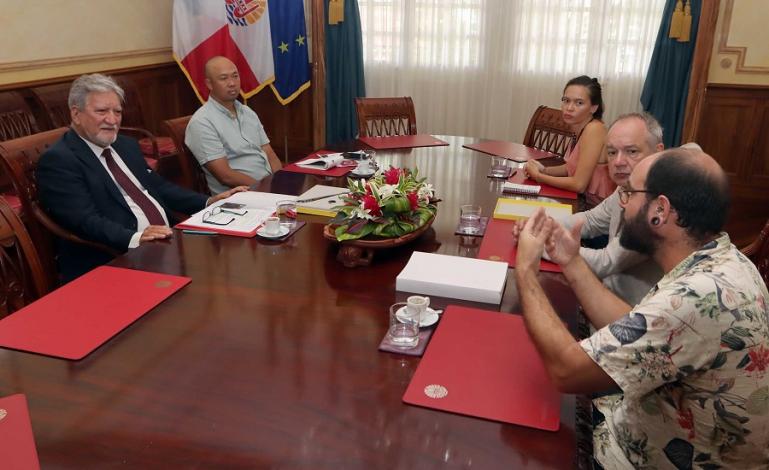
[502,181,541,195]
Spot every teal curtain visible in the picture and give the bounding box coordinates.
[325,0,366,144]
[641,0,701,148]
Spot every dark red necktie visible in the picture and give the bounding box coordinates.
[102,148,166,226]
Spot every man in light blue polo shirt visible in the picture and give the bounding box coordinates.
[185,56,282,194]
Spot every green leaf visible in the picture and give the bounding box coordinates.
[746,386,769,415]
[710,352,727,369]
[721,333,746,351]
[731,326,753,338]
[382,195,411,214]
[736,353,751,369]
[662,438,693,469]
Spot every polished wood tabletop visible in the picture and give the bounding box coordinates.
[0,136,584,469]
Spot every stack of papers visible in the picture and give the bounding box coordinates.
[295,185,349,217]
[396,251,508,304]
[295,153,344,170]
[176,191,296,237]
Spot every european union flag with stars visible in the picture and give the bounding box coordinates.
[269,0,311,104]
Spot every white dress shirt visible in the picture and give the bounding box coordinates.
[79,136,168,248]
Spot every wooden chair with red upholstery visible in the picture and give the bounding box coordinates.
[0,91,42,141]
[0,128,119,289]
[522,105,576,158]
[354,97,417,138]
[0,90,46,214]
[29,82,175,171]
[0,195,49,317]
[742,219,769,286]
[161,115,211,195]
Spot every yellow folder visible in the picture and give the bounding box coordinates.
[492,198,572,221]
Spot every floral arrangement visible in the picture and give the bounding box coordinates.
[330,166,437,241]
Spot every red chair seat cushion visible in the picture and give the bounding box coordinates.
[139,137,177,157]
[1,194,22,214]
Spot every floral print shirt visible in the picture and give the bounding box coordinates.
[581,234,769,469]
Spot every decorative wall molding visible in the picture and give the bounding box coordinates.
[718,0,769,74]
[0,48,172,73]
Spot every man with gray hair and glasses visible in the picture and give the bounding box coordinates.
[563,112,668,305]
[516,112,669,305]
[37,73,245,281]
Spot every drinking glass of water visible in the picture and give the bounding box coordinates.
[458,204,482,234]
[490,156,511,178]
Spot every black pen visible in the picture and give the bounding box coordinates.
[182,229,218,235]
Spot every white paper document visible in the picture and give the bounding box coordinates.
[396,251,509,304]
[295,153,345,170]
[177,191,296,236]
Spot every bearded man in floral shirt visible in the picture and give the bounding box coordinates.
[515,148,769,469]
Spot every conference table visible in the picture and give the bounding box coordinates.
[0,136,587,468]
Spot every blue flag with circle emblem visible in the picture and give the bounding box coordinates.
[268,0,311,105]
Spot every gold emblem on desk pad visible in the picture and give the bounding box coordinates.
[0,408,6,421]
[488,255,502,261]
[424,384,448,399]
[154,280,172,289]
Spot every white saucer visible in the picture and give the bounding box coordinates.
[257,226,290,239]
[396,306,440,328]
[350,167,376,177]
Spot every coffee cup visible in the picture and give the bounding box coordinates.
[264,216,281,235]
[406,295,430,321]
[357,159,372,173]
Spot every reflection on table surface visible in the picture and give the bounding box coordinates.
[0,136,585,468]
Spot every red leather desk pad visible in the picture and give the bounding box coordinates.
[358,134,449,150]
[0,394,41,469]
[463,140,556,162]
[0,266,191,360]
[282,150,355,177]
[477,218,562,272]
[403,306,560,431]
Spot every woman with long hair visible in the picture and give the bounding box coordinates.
[525,75,615,208]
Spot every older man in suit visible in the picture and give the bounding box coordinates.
[37,73,244,281]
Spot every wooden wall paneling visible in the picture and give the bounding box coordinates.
[697,85,769,208]
[698,85,769,246]
[746,100,769,186]
[695,90,752,177]
[682,0,720,143]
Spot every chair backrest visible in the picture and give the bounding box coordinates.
[29,83,72,129]
[0,128,69,288]
[742,220,769,286]
[355,97,417,138]
[522,105,575,158]
[0,91,42,141]
[0,196,48,316]
[161,116,211,195]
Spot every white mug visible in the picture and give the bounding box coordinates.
[357,159,372,172]
[264,216,281,235]
[406,295,430,320]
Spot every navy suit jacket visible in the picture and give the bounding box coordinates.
[37,129,207,281]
